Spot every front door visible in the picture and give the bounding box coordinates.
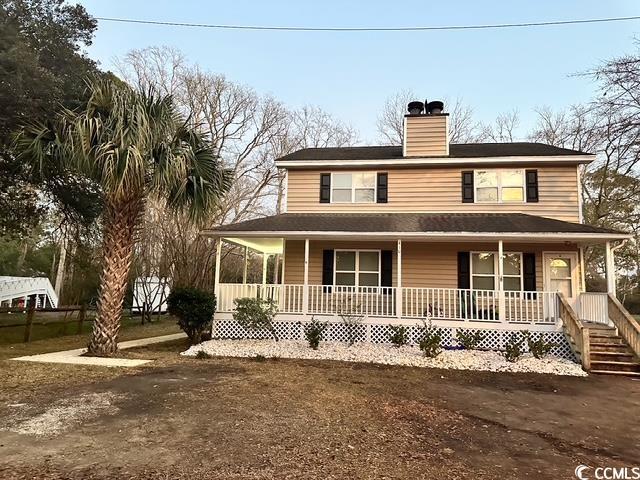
[543,252,579,307]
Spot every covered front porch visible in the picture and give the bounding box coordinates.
[209,234,622,332]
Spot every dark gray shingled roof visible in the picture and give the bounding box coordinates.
[276,143,592,162]
[207,213,624,235]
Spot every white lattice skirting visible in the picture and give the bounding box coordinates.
[212,320,576,360]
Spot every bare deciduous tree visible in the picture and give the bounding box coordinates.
[376,90,478,144]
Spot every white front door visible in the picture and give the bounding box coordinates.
[543,252,579,306]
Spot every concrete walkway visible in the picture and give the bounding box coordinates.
[11,333,186,367]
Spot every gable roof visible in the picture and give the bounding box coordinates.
[276,143,592,163]
[204,213,627,240]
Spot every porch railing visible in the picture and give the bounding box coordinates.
[217,283,560,324]
[576,292,610,325]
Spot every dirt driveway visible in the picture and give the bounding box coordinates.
[0,338,639,479]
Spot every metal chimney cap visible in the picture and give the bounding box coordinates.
[407,101,425,115]
[427,100,444,114]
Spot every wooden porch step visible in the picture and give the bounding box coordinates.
[590,370,640,377]
[590,342,635,353]
[589,360,640,374]
[589,334,625,344]
[590,351,637,363]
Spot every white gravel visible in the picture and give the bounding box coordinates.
[182,340,587,377]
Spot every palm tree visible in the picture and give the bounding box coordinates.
[15,79,231,356]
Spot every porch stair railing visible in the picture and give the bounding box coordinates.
[558,292,590,369]
[560,291,640,375]
[607,294,640,361]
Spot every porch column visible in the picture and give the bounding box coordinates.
[242,246,248,284]
[396,239,402,319]
[579,247,586,293]
[274,255,280,284]
[605,241,616,295]
[497,240,505,322]
[302,238,309,315]
[262,253,269,285]
[214,238,222,302]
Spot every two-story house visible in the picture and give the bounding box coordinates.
[204,100,638,374]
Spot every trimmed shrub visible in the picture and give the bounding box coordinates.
[388,325,409,348]
[455,330,486,350]
[337,299,364,346]
[524,331,557,359]
[304,317,327,350]
[166,287,216,345]
[417,321,442,358]
[233,297,279,341]
[503,332,525,363]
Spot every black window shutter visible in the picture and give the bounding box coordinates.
[457,252,471,289]
[322,249,334,292]
[525,170,539,203]
[523,253,536,291]
[381,250,393,290]
[320,173,331,203]
[376,173,388,203]
[461,171,474,203]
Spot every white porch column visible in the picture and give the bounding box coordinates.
[302,238,309,315]
[579,246,586,293]
[262,253,268,285]
[214,238,222,302]
[497,240,505,322]
[242,246,248,284]
[605,241,616,295]
[396,239,402,319]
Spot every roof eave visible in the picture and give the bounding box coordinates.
[275,154,595,168]
[202,230,629,242]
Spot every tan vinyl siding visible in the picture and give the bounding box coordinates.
[284,240,577,291]
[286,165,580,222]
[404,115,448,157]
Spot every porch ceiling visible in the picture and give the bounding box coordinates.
[223,237,283,254]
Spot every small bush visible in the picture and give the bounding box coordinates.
[233,297,279,341]
[337,299,364,346]
[455,330,486,350]
[388,325,409,348]
[304,317,327,350]
[253,354,266,362]
[195,350,212,360]
[417,321,442,358]
[523,331,557,359]
[503,333,525,363]
[166,287,216,345]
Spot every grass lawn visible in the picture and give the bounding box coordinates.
[0,310,174,345]
[0,333,639,479]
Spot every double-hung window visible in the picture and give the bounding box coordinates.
[475,169,525,203]
[332,173,376,203]
[334,250,380,287]
[471,252,523,291]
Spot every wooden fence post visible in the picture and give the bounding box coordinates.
[23,305,35,343]
[77,305,86,334]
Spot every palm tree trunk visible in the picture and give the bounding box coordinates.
[88,198,142,356]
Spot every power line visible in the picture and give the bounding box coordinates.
[94,15,640,32]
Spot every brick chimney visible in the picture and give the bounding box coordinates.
[402,100,449,157]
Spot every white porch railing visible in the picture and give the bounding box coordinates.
[217,283,560,325]
[577,292,610,325]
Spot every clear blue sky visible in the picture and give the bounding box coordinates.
[77,0,640,143]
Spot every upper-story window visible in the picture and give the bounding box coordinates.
[474,169,525,203]
[331,173,376,203]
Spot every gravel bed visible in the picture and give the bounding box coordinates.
[182,340,587,376]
